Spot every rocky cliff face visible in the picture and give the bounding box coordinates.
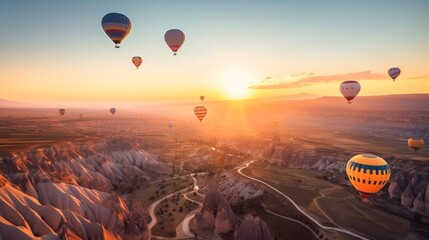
[195,183,238,233]
[264,140,429,219]
[0,138,171,239]
[234,215,272,240]
[218,173,264,205]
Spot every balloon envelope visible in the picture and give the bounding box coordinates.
[132,56,142,69]
[340,80,360,104]
[346,154,391,202]
[194,106,207,122]
[408,138,424,151]
[388,67,401,81]
[101,13,132,48]
[110,108,116,115]
[272,119,279,127]
[59,109,65,116]
[164,29,185,55]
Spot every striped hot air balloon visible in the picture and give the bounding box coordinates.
[194,106,207,123]
[388,67,401,81]
[408,138,424,152]
[101,13,132,48]
[345,154,391,202]
[164,29,185,55]
[340,80,360,104]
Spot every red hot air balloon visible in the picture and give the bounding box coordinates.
[101,13,132,48]
[194,106,207,123]
[200,96,205,101]
[132,56,142,69]
[164,29,185,55]
[340,80,361,104]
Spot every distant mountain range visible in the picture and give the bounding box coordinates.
[0,99,25,107]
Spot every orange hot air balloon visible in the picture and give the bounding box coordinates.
[59,108,65,116]
[272,119,279,127]
[200,96,205,101]
[132,56,142,69]
[408,138,424,152]
[194,106,207,122]
[164,29,185,55]
[345,154,391,202]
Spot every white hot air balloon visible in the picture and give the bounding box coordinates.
[340,81,361,104]
[388,67,401,81]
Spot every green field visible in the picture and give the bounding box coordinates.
[131,176,193,207]
[152,192,199,237]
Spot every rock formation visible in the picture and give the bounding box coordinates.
[0,138,170,239]
[195,183,238,233]
[234,215,272,240]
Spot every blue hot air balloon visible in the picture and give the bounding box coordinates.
[101,13,132,48]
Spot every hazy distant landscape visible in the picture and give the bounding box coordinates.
[1,94,428,239]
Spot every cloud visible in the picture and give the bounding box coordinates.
[249,71,386,89]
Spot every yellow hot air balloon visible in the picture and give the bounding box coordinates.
[345,154,390,202]
[272,119,279,127]
[408,138,424,152]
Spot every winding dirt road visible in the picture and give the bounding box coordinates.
[148,174,205,239]
[238,161,368,240]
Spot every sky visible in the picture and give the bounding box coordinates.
[0,0,428,106]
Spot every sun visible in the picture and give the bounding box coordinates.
[225,79,249,99]
[221,72,254,100]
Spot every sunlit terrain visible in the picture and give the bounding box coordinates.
[1,1,429,240]
[1,95,429,239]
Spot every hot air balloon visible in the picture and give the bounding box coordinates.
[110,108,116,115]
[79,114,83,118]
[346,154,391,202]
[164,29,185,55]
[132,56,142,69]
[200,96,205,101]
[101,13,132,48]
[340,80,360,104]
[168,122,173,129]
[272,119,279,127]
[408,138,424,152]
[194,106,207,123]
[59,109,65,116]
[388,67,401,81]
